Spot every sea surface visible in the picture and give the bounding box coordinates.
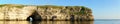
[0,19,119,24]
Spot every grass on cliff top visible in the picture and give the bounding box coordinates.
[0,4,24,8]
[0,4,5,7]
[37,5,64,9]
[37,5,91,9]
[81,6,91,10]
[73,6,91,15]
[0,4,92,10]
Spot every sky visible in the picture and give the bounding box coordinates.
[0,0,120,19]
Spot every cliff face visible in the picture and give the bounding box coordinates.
[0,4,36,20]
[0,4,94,21]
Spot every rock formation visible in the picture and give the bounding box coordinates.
[0,4,94,21]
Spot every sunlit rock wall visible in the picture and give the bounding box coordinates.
[0,4,36,20]
[37,5,94,21]
[0,4,94,21]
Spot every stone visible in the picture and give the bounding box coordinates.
[0,4,94,21]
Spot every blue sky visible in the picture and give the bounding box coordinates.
[0,0,120,19]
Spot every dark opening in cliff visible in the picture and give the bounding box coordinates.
[50,16,57,21]
[27,11,42,21]
[70,15,74,21]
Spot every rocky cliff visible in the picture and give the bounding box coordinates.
[0,4,94,21]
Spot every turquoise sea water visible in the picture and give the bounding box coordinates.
[0,19,119,24]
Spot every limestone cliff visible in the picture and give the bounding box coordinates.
[0,4,94,21]
[0,4,36,20]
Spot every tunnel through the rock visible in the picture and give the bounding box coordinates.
[27,11,42,21]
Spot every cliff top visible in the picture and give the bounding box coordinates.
[0,4,91,10]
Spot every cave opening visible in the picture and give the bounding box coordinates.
[70,15,74,21]
[27,11,42,21]
[50,16,57,21]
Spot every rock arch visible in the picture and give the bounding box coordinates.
[27,10,42,21]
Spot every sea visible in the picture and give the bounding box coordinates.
[0,19,119,24]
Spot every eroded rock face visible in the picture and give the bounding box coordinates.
[0,4,94,21]
[0,4,36,20]
[37,6,94,21]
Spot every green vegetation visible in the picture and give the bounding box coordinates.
[37,5,64,9]
[15,6,24,8]
[0,4,6,7]
[0,4,24,8]
[73,6,91,15]
[63,6,92,15]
